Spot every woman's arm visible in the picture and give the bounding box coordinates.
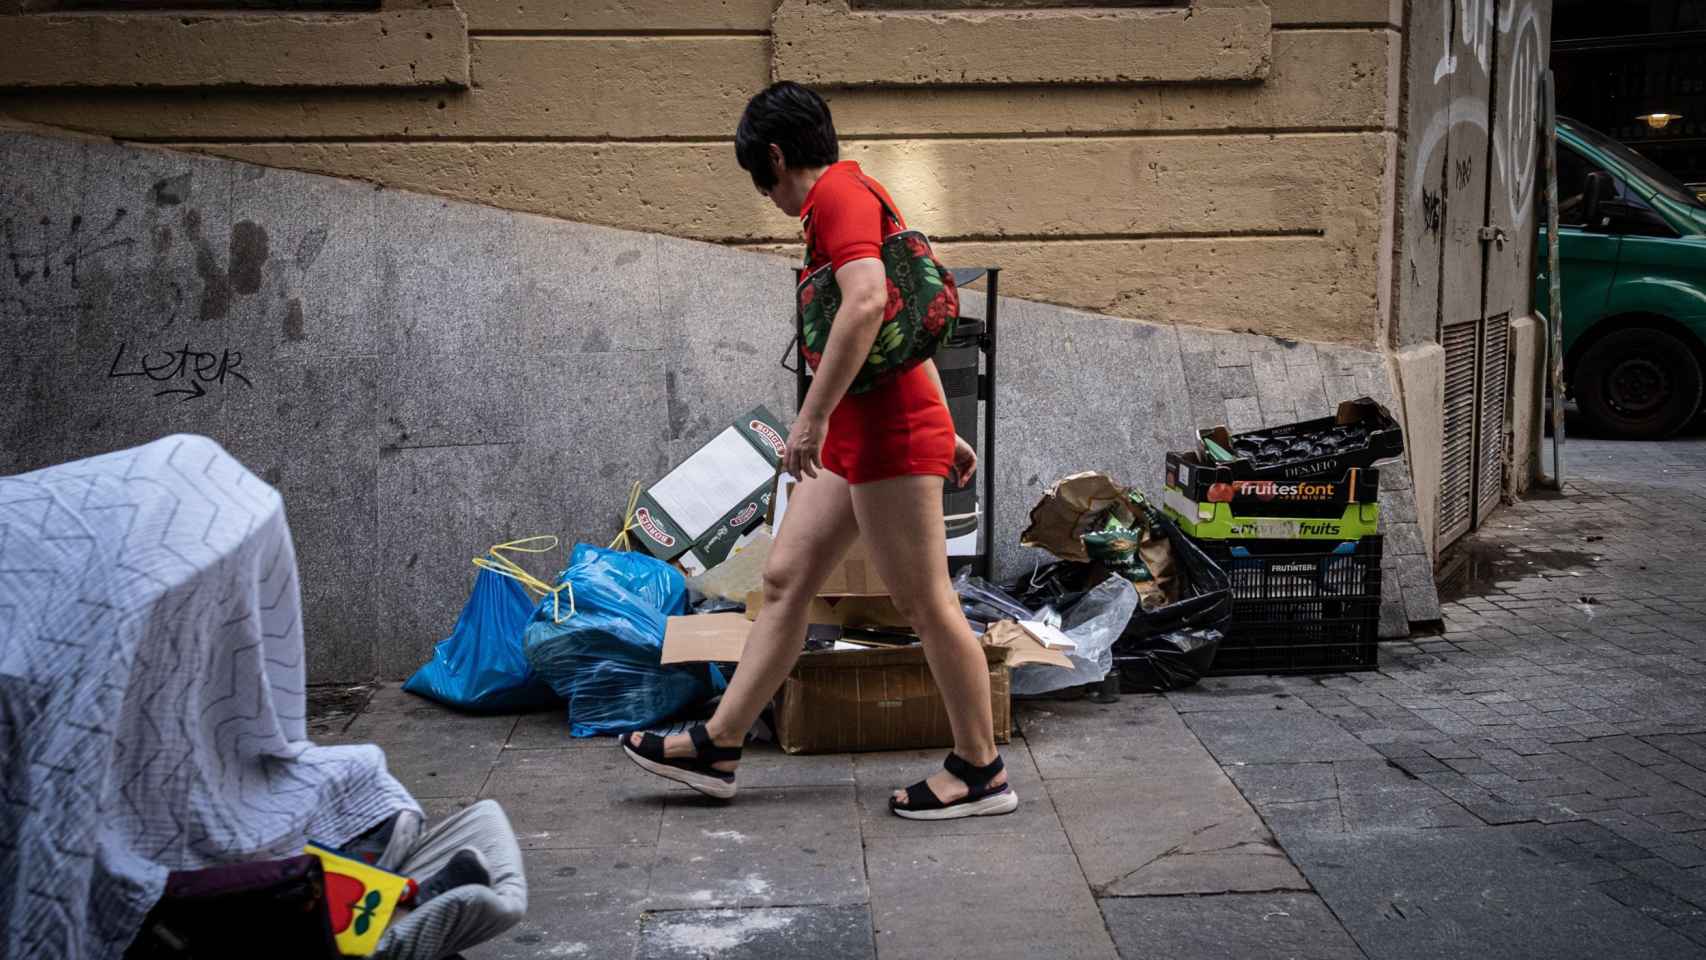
[786,257,886,477]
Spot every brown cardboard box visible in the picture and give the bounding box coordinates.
[739,522,907,628]
[816,535,887,595]
[662,615,1070,754]
[777,644,1010,754]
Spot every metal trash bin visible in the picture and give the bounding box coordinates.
[790,266,1001,579]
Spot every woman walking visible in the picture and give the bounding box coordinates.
[621,81,1014,821]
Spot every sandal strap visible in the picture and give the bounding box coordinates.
[631,732,668,761]
[689,724,743,763]
[902,780,944,810]
[944,752,1004,793]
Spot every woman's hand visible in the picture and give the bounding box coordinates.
[951,435,978,488]
[786,412,829,479]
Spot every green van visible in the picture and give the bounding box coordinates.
[1537,117,1706,438]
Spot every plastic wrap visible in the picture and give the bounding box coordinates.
[953,568,1037,625]
[522,544,721,737]
[1010,578,1138,695]
[403,561,561,713]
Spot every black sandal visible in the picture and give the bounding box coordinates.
[620,724,742,800]
[889,752,1019,821]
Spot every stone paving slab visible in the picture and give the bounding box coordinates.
[864,836,1117,960]
[474,846,652,960]
[1047,766,1304,897]
[506,709,605,750]
[851,745,1072,850]
[1020,696,1215,779]
[650,785,867,909]
[1182,702,1384,764]
[1285,826,1706,959]
[480,746,669,850]
[339,683,515,797]
[636,905,876,960]
[1100,892,1367,960]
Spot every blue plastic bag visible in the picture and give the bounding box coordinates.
[522,544,722,737]
[404,560,561,713]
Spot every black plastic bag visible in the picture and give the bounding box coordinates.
[1009,560,1101,612]
[1114,628,1221,692]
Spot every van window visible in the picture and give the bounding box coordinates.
[1548,144,1675,237]
[1553,145,1596,226]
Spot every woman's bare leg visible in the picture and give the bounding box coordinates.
[851,475,1005,803]
[627,470,859,767]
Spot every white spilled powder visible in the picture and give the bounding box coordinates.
[701,829,750,844]
[681,875,773,906]
[652,910,794,955]
[543,944,590,958]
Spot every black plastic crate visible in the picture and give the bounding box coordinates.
[1198,397,1404,481]
[1200,536,1382,675]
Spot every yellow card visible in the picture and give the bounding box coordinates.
[304,843,412,956]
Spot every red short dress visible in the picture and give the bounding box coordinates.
[801,161,955,485]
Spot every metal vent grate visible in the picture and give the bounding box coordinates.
[1476,312,1512,522]
[1439,319,1478,547]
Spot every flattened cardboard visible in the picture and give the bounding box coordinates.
[632,406,786,570]
[743,591,911,629]
[982,621,1076,670]
[662,614,1072,670]
[661,613,753,664]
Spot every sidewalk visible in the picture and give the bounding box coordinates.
[311,433,1706,959]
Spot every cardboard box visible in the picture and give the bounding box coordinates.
[662,615,1070,754]
[630,407,787,575]
[779,644,1011,754]
[1166,451,1381,517]
[1197,397,1404,481]
[1161,492,1381,541]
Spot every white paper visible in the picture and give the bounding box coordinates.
[1019,620,1077,652]
[649,427,776,539]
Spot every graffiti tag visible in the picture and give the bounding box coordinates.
[108,340,252,401]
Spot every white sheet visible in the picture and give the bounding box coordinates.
[0,435,418,959]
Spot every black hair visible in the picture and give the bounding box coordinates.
[735,81,839,191]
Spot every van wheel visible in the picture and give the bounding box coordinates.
[1575,327,1704,439]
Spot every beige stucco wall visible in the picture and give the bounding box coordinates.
[0,0,1402,346]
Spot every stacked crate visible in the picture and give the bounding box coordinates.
[1161,399,1404,674]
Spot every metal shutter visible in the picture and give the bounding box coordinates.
[1476,312,1512,522]
[1439,319,1478,546]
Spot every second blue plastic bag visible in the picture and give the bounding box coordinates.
[522,543,722,737]
[403,561,561,713]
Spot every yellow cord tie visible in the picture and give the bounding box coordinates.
[608,481,644,552]
[472,536,576,625]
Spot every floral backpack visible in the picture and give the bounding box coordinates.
[795,179,959,395]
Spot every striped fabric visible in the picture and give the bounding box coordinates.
[0,435,418,959]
